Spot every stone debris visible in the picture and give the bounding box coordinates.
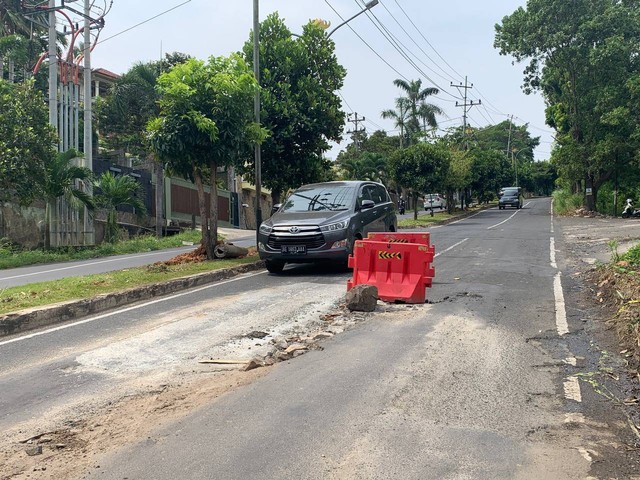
[25,445,42,456]
[284,343,308,355]
[345,284,378,312]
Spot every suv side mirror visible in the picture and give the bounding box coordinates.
[360,199,375,210]
[271,204,282,216]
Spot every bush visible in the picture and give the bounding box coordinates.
[552,189,583,215]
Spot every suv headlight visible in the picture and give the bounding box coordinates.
[259,224,272,234]
[320,219,350,232]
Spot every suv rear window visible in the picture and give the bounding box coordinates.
[281,185,356,212]
[502,188,519,195]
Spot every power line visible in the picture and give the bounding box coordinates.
[378,0,459,84]
[392,0,464,82]
[96,0,192,46]
[354,0,459,102]
[324,0,409,81]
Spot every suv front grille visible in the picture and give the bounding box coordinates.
[267,225,326,249]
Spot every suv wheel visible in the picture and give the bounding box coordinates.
[265,260,285,274]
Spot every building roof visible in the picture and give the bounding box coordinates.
[92,68,120,80]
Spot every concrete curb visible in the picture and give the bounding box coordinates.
[0,260,266,338]
[398,204,494,229]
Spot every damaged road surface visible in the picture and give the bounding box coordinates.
[1,198,639,479]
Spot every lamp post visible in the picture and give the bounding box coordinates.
[253,0,262,244]
[327,0,379,38]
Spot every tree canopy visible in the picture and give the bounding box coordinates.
[495,0,640,210]
[0,79,56,205]
[242,13,346,203]
[148,54,265,259]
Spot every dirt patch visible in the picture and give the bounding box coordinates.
[0,368,267,480]
[0,300,383,480]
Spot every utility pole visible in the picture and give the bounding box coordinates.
[452,76,480,150]
[253,0,262,240]
[506,114,514,161]
[347,113,366,152]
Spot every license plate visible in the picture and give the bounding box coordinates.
[281,245,306,254]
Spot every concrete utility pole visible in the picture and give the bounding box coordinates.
[452,76,480,150]
[347,113,366,152]
[253,0,262,240]
[48,0,58,129]
[83,0,94,245]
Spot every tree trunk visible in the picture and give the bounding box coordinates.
[194,172,211,259]
[272,191,281,206]
[44,200,52,250]
[8,59,14,83]
[0,56,4,80]
[154,158,163,238]
[208,160,219,260]
[413,192,418,221]
[585,174,595,212]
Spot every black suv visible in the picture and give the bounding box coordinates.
[258,181,397,273]
[498,187,523,209]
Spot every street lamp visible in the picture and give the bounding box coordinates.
[327,0,379,38]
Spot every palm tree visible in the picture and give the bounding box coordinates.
[418,100,444,138]
[381,97,410,148]
[41,149,95,249]
[392,79,443,144]
[94,171,147,243]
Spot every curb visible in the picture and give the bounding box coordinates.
[0,260,266,338]
[398,204,494,229]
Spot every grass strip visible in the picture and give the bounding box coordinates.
[0,231,204,270]
[0,256,258,315]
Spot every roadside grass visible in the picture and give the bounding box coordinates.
[552,189,583,215]
[0,255,258,315]
[0,230,204,270]
[398,204,493,228]
[592,242,640,366]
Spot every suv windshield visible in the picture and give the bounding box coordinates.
[502,188,519,196]
[281,185,356,213]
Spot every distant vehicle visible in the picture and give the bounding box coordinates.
[424,193,446,210]
[498,187,523,209]
[258,181,397,273]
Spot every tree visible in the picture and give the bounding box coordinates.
[381,98,410,148]
[390,79,444,144]
[40,149,94,249]
[242,13,346,204]
[469,150,512,203]
[148,54,264,259]
[495,0,640,211]
[0,79,56,205]
[94,171,146,243]
[390,143,451,220]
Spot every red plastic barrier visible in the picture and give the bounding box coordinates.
[367,232,435,255]
[347,240,435,303]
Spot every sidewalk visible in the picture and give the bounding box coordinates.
[218,226,255,242]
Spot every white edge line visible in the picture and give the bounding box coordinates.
[550,237,557,269]
[487,210,519,230]
[434,238,469,258]
[0,270,268,347]
[0,247,197,281]
[554,272,569,335]
[563,376,582,402]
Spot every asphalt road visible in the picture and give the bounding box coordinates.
[1,199,629,478]
[0,230,256,289]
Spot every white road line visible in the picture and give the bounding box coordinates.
[564,412,586,423]
[447,210,489,225]
[434,238,469,258]
[554,272,569,335]
[487,210,519,230]
[0,248,195,281]
[563,376,582,402]
[577,447,593,463]
[550,237,557,268]
[0,270,268,348]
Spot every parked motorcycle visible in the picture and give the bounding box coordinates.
[622,198,640,218]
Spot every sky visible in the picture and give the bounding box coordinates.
[85,0,555,161]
